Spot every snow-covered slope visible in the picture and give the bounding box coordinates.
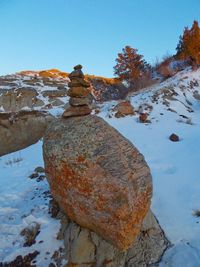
[0,67,200,266]
[99,68,200,267]
[0,142,66,266]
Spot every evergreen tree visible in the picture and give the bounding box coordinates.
[114,46,151,86]
[176,20,200,66]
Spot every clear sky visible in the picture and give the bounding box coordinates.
[0,0,200,77]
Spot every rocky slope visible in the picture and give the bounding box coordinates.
[0,69,126,114]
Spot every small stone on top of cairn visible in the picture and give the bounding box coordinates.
[62,65,92,118]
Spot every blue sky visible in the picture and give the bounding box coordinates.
[0,0,200,77]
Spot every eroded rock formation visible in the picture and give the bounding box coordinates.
[0,110,53,156]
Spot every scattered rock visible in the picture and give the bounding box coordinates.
[114,101,135,118]
[36,175,46,182]
[43,115,152,250]
[51,247,67,267]
[49,198,60,218]
[138,103,153,114]
[42,89,67,98]
[169,133,179,142]
[34,166,45,173]
[193,91,200,100]
[20,222,40,247]
[33,98,45,108]
[139,113,149,123]
[29,172,39,179]
[0,251,39,267]
[50,98,65,107]
[94,108,100,114]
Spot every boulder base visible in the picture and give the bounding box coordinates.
[63,210,169,267]
[43,115,152,250]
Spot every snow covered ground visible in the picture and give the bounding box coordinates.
[0,141,66,266]
[0,68,200,266]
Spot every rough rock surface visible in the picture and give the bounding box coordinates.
[42,89,67,98]
[63,210,169,267]
[43,115,152,250]
[0,88,38,112]
[69,96,92,106]
[0,110,54,156]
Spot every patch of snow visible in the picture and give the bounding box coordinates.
[0,141,64,266]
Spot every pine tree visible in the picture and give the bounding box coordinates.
[114,46,151,87]
[176,20,200,67]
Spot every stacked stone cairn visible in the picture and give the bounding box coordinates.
[62,64,92,118]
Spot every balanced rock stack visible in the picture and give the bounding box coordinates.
[43,65,169,266]
[62,64,92,118]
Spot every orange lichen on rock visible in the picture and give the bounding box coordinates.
[43,115,152,251]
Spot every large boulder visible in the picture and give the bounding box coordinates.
[43,115,152,250]
[0,110,53,156]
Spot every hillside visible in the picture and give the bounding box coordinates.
[0,67,200,266]
[18,69,127,101]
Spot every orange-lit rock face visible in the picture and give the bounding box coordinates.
[114,101,135,118]
[43,115,152,251]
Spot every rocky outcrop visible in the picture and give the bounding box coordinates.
[0,88,38,112]
[0,110,53,156]
[63,210,169,267]
[42,89,68,98]
[88,76,128,101]
[43,115,152,251]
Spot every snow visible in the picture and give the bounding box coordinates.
[98,68,200,266]
[0,141,65,266]
[0,67,200,266]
